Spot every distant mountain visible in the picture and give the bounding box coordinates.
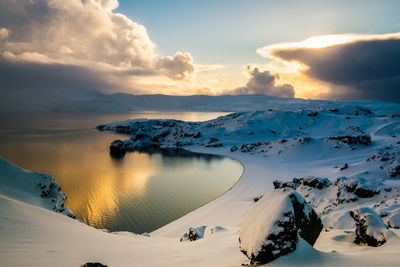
[1,87,399,114]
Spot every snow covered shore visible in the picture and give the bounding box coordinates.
[2,99,400,266]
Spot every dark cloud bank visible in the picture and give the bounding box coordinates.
[272,38,400,102]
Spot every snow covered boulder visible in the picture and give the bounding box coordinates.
[350,208,389,247]
[239,189,323,265]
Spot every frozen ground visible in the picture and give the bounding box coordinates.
[2,97,400,266]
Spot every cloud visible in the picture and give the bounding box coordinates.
[155,52,195,80]
[0,0,210,94]
[0,0,155,67]
[257,33,400,102]
[231,66,294,98]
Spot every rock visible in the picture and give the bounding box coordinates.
[81,263,107,267]
[109,140,126,157]
[180,227,202,242]
[340,163,349,171]
[115,125,130,133]
[273,177,329,190]
[230,146,238,152]
[388,164,400,178]
[239,190,323,265]
[307,111,318,117]
[335,177,380,203]
[133,133,151,141]
[95,125,106,131]
[353,186,380,198]
[328,135,371,146]
[253,195,263,202]
[180,226,223,241]
[272,179,299,190]
[301,177,331,189]
[350,208,388,247]
[193,132,201,138]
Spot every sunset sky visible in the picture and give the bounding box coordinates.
[1,0,400,101]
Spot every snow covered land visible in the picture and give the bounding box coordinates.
[2,97,400,266]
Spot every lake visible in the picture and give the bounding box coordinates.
[0,111,243,233]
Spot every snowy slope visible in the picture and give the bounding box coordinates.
[0,158,74,217]
[2,99,400,266]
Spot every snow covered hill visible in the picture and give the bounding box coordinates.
[2,99,400,266]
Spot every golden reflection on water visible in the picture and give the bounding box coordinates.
[61,151,159,229]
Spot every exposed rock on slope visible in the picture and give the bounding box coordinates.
[239,189,322,265]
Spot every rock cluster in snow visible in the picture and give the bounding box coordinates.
[180,226,224,242]
[273,176,331,190]
[239,189,322,265]
[366,146,400,178]
[327,135,371,146]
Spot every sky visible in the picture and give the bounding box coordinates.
[1,0,400,102]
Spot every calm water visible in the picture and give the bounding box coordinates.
[0,111,242,233]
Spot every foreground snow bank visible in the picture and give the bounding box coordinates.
[0,158,74,218]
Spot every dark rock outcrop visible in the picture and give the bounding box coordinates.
[109,140,126,157]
